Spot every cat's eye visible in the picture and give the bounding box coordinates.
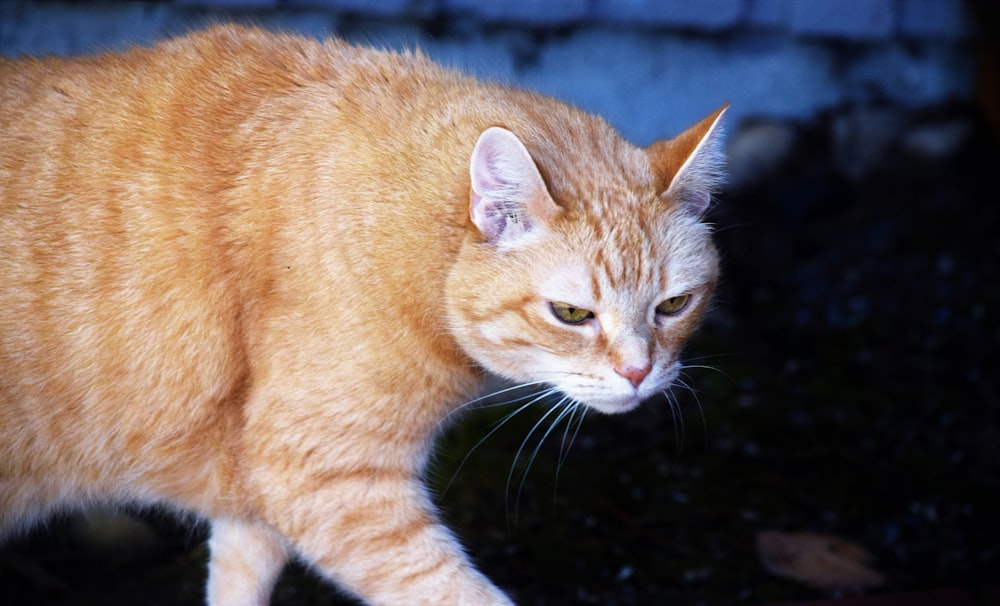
[656,294,691,316]
[549,302,594,325]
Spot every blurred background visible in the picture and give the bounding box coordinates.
[2,1,997,605]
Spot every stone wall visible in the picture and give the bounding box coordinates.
[1,1,984,181]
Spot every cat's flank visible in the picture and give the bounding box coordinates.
[0,25,726,606]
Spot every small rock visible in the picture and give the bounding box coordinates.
[831,106,906,179]
[900,119,971,159]
[726,120,798,188]
[757,530,885,592]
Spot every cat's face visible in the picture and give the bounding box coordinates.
[447,108,726,414]
[451,207,717,414]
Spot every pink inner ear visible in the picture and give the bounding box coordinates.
[468,127,559,244]
[469,191,506,242]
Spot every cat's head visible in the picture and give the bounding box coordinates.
[446,106,727,414]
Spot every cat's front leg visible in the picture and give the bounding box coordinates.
[206,517,291,606]
[256,468,514,606]
[305,483,512,605]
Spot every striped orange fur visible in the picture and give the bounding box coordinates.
[0,25,726,605]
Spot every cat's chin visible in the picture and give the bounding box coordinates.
[578,395,644,416]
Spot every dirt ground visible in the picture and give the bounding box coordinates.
[2,104,998,605]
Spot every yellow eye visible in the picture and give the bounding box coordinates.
[656,294,691,316]
[550,302,594,325]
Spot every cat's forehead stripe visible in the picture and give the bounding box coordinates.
[588,210,660,298]
[589,248,605,303]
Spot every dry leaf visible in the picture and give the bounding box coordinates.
[756,530,885,592]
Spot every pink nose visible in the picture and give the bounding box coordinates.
[616,365,652,389]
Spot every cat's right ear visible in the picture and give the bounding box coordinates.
[647,104,728,217]
[469,127,559,247]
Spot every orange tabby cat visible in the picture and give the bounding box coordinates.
[0,25,726,605]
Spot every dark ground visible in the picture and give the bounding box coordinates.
[2,104,998,605]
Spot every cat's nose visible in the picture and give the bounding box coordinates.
[616,364,652,389]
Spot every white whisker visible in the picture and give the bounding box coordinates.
[663,387,685,457]
[436,379,552,431]
[674,369,709,455]
[513,397,577,514]
[441,385,558,497]
[505,397,566,524]
[557,402,585,472]
[550,400,584,502]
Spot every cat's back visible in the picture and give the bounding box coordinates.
[0,24,438,302]
[0,24,486,251]
[1,25,354,170]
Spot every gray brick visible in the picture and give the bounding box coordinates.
[898,0,973,39]
[593,0,744,30]
[175,0,279,7]
[744,0,787,28]
[1,2,174,56]
[444,0,590,25]
[290,0,416,17]
[790,0,894,40]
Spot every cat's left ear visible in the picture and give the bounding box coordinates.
[469,127,560,247]
[647,103,729,217]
